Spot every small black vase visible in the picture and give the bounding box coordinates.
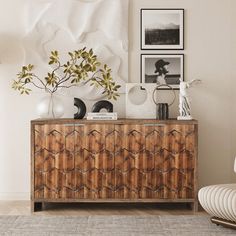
[157,103,169,120]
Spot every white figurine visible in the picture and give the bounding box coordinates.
[177,79,201,120]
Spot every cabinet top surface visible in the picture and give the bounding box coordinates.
[31,118,198,125]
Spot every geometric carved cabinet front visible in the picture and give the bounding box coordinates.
[32,120,197,211]
[34,124,75,199]
[75,124,115,199]
[34,124,115,200]
[114,124,195,200]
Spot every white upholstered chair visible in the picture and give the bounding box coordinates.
[198,158,236,229]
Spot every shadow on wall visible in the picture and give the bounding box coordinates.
[191,80,233,186]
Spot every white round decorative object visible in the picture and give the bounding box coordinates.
[128,85,147,105]
[36,94,64,119]
[126,83,156,119]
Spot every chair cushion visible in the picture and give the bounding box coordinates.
[199,184,236,222]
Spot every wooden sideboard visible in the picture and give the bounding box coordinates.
[31,119,198,212]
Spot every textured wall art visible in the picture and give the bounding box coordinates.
[23,0,129,100]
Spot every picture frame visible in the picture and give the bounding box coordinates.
[141,9,184,50]
[141,54,184,90]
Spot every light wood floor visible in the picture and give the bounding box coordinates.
[0,201,207,216]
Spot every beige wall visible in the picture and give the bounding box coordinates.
[0,0,235,199]
[230,0,236,182]
[130,0,235,186]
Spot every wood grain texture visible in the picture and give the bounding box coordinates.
[31,119,198,125]
[32,120,197,212]
[34,124,75,200]
[114,124,195,200]
[75,124,115,199]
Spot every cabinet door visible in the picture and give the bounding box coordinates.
[75,124,115,199]
[114,124,164,199]
[114,124,196,200]
[158,124,195,199]
[34,124,75,199]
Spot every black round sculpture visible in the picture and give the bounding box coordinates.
[74,98,86,119]
[92,100,113,113]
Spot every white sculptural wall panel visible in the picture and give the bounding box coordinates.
[23,0,129,100]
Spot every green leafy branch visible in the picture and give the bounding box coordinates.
[12,48,121,100]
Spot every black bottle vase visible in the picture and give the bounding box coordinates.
[156,103,169,120]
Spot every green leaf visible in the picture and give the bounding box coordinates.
[28,64,34,70]
[89,48,93,56]
[13,48,120,100]
[84,64,91,72]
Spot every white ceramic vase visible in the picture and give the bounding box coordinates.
[36,93,64,119]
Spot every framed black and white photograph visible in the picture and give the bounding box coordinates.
[141,9,184,50]
[141,54,184,89]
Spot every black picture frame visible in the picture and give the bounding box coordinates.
[141,54,184,90]
[141,8,184,50]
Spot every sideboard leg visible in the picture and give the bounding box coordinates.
[190,201,199,212]
[31,201,43,213]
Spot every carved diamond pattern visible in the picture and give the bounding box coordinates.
[145,130,162,153]
[87,130,104,153]
[126,130,144,154]
[34,123,195,200]
[114,124,195,199]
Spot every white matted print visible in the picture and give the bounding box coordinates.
[141,9,184,50]
[141,54,184,89]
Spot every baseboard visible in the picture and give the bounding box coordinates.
[0,192,30,201]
